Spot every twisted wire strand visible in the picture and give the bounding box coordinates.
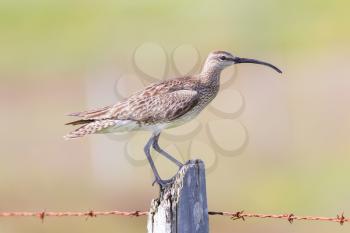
[0,210,348,225]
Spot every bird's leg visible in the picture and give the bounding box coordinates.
[144,135,173,188]
[152,133,183,168]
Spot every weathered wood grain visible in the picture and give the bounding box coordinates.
[147,160,209,233]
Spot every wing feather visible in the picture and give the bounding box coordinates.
[116,90,198,124]
[65,77,198,123]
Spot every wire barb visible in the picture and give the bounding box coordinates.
[231,210,245,221]
[38,211,45,223]
[287,213,294,224]
[337,212,345,225]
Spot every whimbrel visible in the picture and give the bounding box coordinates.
[65,51,282,187]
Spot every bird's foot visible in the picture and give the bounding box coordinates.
[152,177,175,189]
[151,165,184,188]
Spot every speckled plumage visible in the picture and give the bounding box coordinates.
[64,74,220,139]
[64,51,281,140]
[64,50,282,187]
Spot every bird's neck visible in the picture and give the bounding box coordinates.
[199,64,223,86]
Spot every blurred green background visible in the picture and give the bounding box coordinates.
[1,0,350,232]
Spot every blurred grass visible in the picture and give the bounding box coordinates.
[1,0,350,74]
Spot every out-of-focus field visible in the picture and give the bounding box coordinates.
[1,1,350,232]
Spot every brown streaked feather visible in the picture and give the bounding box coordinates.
[64,120,117,139]
[66,76,199,122]
[66,105,112,118]
[116,90,199,124]
[65,119,95,126]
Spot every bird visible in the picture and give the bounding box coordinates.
[64,50,282,187]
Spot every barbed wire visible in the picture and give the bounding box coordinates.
[209,211,348,225]
[0,210,147,221]
[0,210,348,225]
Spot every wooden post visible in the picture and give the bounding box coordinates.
[147,160,209,233]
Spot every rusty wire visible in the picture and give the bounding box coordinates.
[0,210,147,221]
[208,211,349,225]
[0,210,348,225]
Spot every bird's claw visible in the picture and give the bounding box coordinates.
[152,165,183,188]
[152,177,175,188]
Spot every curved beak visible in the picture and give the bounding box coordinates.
[231,57,282,74]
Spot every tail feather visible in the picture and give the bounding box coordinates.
[66,105,112,119]
[65,119,95,126]
[64,120,116,140]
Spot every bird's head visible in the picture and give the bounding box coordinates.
[202,50,282,74]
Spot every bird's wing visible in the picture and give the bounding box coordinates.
[112,89,199,123]
[66,77,197,121]
[66,89,199,126]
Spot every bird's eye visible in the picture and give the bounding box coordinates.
[219,56,226,61]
